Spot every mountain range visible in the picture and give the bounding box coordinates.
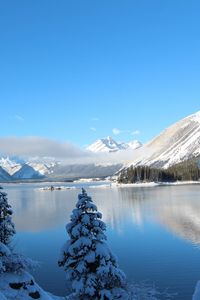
[86,136,142,152]
[0,111,200,181]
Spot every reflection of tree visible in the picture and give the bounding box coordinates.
[5,184,200,249]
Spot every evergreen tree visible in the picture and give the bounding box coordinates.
[58,189,128,300]
[0,187,15,245]
[0,187,34,274]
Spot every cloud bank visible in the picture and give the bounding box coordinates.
[0,136,147,165]
[0,137,88,160]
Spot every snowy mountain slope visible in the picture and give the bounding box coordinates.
[0,156,57,179]
[47,163,122,179]
[28,162,55,175]
[12,164,44,179]
[0,157,21,175]
[129,111,200,168]
[0,167,12,181]
[87,136,142,153]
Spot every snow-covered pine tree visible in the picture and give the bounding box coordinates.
[0,187,15,245]
[0,186,35,275]
[58,188,128,300]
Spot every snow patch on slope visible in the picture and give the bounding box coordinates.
[0,158,21,175]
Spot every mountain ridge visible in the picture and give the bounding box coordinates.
[87,136,142,153]
[0,111,200,180]
[128,110,200,169]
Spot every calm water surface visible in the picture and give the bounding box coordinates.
[3,182,200,299]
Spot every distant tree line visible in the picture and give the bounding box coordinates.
[118,157,200,183]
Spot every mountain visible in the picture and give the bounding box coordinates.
[87,136,142,153]
[129,111,200,169]
[12,164,44,179]
[27,162,55,176]
[0,167,12,181]
[47,163,122,179]
[2,111,200,181]
[0,157,21,175]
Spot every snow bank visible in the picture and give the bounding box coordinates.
[160,181,200,186]
[0,272,65,300]
[116,181,200,188]
[88,184,112,189]
[116,182,159,188]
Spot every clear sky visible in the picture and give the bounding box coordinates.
[1,0,200,147]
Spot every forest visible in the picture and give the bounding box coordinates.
[118,157,200,183]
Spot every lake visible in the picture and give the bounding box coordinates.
[3,182,200,299]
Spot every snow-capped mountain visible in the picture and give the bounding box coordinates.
[1,111,200,180]
[28,162,55,175]
[87,136,142,153]
[0,156,57,178]
[0,167,12,181]
[129,111,200,169]
[0,157,21,175]
[12,164,44,179]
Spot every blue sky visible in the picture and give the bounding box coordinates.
[1,0,200,147]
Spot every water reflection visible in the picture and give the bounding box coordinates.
[6,184,200,247]
[4,183,200,299]
[117,186,200,247]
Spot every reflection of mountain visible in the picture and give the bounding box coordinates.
[7,183,200,249]
[7,185,147,233]
[116,185,200,247]
[155,200,200,246]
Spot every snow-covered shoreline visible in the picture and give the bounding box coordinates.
[115,181,200,188]
[33,180,200,191]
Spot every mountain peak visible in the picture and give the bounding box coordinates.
[87,137,142,153]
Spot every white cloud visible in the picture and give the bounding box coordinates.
[91,117,99,121]
[15,115,24,122]
[112,128,121,135]
[131,130,141,135]
[0,135,148,166]
[112,128,140,136]
[90,127,97,132]
[0,136,88,160]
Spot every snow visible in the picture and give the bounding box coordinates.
[0,272,65,300]
[116,181,200,188]
[0,157,21,176]
[12,164,44,179]
[58,189,128,299]
[116,182,160,188]
[28,162,52,175]
[0,156,58,180]
[188,110,200,123]
[88,184,112,189]
[127,110,200,169]
[87,136,142,153]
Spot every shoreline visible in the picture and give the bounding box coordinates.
[115,181,200,188]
